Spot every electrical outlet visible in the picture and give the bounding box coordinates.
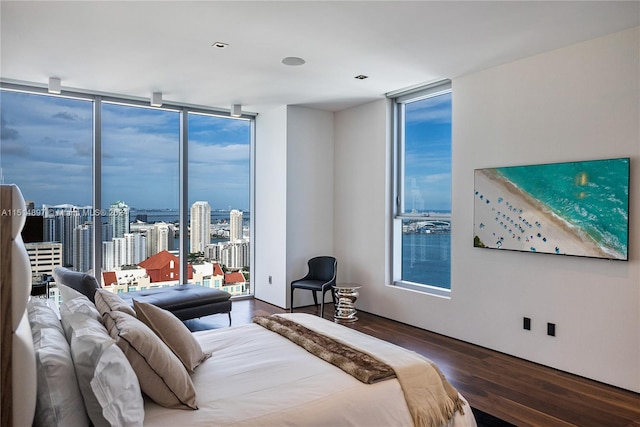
[547,322,556,337]
[268,275,272,285]
[523,317,531,330]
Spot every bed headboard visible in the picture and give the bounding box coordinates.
[1,184,37,426]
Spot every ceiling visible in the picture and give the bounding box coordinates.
[1,1,638,114]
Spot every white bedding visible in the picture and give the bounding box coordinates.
[143,313,476,427]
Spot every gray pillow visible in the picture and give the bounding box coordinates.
[53,267,100,303]
[28,299,90,427]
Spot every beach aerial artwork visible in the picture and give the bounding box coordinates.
[473,158,629,260]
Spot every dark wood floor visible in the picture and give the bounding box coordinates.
[185,298,640,427]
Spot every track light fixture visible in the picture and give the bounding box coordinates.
[151,92,163,107]
[48,77,61,94]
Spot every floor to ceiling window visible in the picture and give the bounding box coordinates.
[392,80,452,295]
[188,112,252,296]
[0,85,254,297]
[0,90,93,282]
[101,102,180,292]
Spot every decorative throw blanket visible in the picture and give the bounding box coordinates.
[253,314,465,427]
[253,315,396,384]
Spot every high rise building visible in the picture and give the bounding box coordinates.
[125,233,146,265]
[109,201,130,238]
[102,240,115,271]
[25,242,62,280]
[134,221,176,257]
[204,244,220,262]
[112,237,126,268]
[230,209,243,243]
[102,222,113,243]
[190,201,211,253]
[104,232,146,269]
[43,204,92,268]
[153,222,175,254]
[73,222,92,272]
[220,241,250,269]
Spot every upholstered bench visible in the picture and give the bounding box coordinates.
[117,284,232,323]
[52,267,232,325]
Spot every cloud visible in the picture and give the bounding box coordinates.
[1,116,20,140]
[0,140,30,156]
[189,142,250,164]
[422,172,451,184]
[405,92,452,124]
[74,142,92,157]
[53,111,81,121]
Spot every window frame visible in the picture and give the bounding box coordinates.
[390,80,452,297]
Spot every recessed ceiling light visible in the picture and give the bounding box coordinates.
[212,42,229,49]
[282,57,306,66]
[354,75,368,80]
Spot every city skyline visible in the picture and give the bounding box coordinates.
[37,200,249,279]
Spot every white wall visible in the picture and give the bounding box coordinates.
[333,27,640,392]
[254,106,335,308]
[286,106,335,308]
[254,106,288,306]
[334,100,392,306]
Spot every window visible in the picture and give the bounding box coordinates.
[392,80,452,295]
[188,113,252,297]
[101,103,180,285]
[0,84,254,297]
[0,90,93,277]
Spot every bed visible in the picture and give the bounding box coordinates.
[1,183,476,427]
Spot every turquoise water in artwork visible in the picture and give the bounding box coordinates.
[496,158,629,259]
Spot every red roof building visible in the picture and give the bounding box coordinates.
[102,271,117,286]
[224,271,245,284]
[138,250,193,283]
[213,263,224,277]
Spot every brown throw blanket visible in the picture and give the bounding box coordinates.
[253,314,465,427]
[253,315,396,384]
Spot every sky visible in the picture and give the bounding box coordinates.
[1,88,451,213]
[404,92,452,212]
[0,89,251,211]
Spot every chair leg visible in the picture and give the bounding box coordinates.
[320,298,324,319]
[290,288,294,313]
[228,312,232,326]
[312,291,318,307]
[321,287,333,320]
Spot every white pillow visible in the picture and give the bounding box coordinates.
[28,298,63,333]
[59,284,101,318]
[13,311,37,427]
[63,308,144,427]
[28,299,90,427]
